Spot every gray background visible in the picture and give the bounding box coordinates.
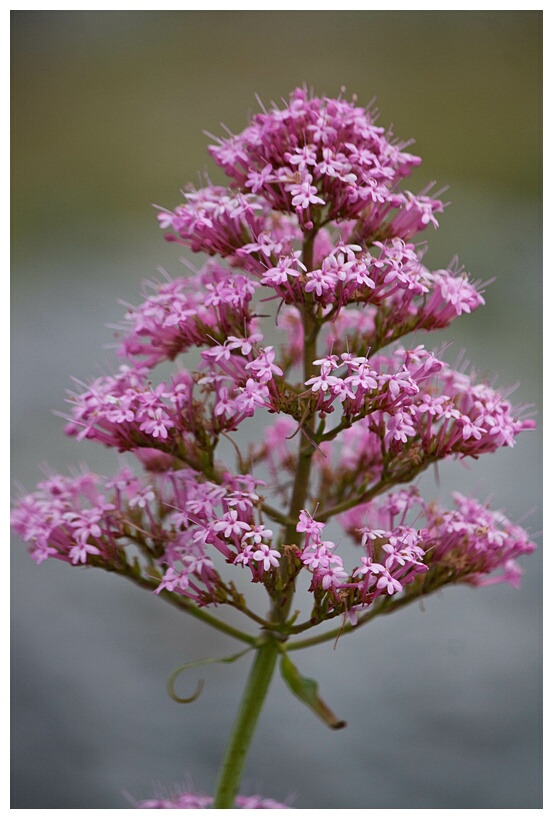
[11,11,542,809]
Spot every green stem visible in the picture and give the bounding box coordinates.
[212,636,280,808]
[122,571,257,646]
[317,453,441,522]
[261,502,296,527]
[287,590,425,651]
[270,230,320,627]
[317,476,391,522]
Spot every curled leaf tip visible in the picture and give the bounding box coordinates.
[168,670,205,704]
[167,647,253,704]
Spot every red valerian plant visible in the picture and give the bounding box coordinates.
[12,88,536,809]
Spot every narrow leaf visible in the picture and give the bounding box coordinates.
[280,653,346,730]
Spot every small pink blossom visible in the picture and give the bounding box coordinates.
[252,544,281,571]
[296,511,325,537]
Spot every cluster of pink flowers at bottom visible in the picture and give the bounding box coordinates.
[136,791,291,809]
[10,462,535,625]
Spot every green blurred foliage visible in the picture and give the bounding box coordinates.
[12,10,541,248]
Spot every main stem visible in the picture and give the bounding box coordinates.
[212,636,280,808]
[213,231,319,807]
[276,231,319,622]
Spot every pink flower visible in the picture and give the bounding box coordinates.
[252,544,280,571]
[68,541,101,565]
[245,347,284,382]
[287,173,326,210]
[296,511,325,537]
[213,510,250,539]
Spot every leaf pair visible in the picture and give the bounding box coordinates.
[168,645,346,731]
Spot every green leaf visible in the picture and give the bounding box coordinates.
[280,653,346,730]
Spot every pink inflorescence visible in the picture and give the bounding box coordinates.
[136,791,292,809]
[12,87,535,626]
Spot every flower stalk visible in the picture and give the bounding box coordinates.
[212,636,281,808]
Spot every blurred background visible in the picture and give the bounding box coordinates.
[11,10,542,809]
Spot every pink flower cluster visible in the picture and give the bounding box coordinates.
[204,87,435,234]
[341,486,535,593]
[137,791,291,809]
[309,346,533,454]
[13,87,535,632]
[117,263,260,368]
[296,508,427,608]
[12,465,280,606]
[63,352,280,454]
[13,459,533,625]
[259,237,484,328]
